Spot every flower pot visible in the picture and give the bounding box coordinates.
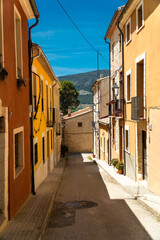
[118,169,123,174]
[93,154,95,158]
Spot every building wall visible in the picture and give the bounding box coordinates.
[32,57,61,189]
[64,111,93,153]
[99,77,109,118]
[148,108,160,195]
[100,124,109,163]
[0,0,31,219]
[122,0,160,185]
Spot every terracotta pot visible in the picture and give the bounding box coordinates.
[93,154,95,158]
[118,169,123,174]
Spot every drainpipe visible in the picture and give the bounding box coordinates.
[29,17,39,195]
[105,40,111,165]
[116,21,126,175]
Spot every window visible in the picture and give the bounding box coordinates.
[14,7,22,78]
[13,127,24,177]
[136,1,144,32]
[125,18,131,45]
[125,126,129,152]
[34,143,38,165]
[112,43,114,61]
[33,73,37,112]
[42,136,45,164]
[78,122,82,127]
[113,124,115,144]
[41,79,44,112]
[126,69,131,102]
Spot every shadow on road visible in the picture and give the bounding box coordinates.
[45,153,152,240]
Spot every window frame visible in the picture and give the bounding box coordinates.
[13,126,24,178]
[126,69,132,103]
[136,0,144,33]
[14,5,23,79]
[78,122,82,127]
[42,133,45,164]
[125,17,131,45]
[125,125,130,153]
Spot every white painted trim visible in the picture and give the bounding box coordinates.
[46,81,48,86]
[42,132,45,138]
[40,74,44,80]
[13,126,25,179]
[126,69,132,102]
[125,17,131,45]
[34,136,38,144]
[135,52,146,117]
[125,125,130,153]
[136,0,144,33]
[14,5,23,78]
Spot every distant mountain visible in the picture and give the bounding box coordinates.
[58,70,109,105]
[58,70,109,92]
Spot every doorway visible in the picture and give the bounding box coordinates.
[142,130,147,180]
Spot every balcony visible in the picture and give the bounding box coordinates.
[131,96,144,120]
[107,99,123,117]
[46,108,55,127]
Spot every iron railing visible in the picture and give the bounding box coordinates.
[47,108,55,127]
[131,96,144,120]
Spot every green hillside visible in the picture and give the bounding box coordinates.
[58,70,108,105]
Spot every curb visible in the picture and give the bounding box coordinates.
[39,158,67,240]
[94,158,160,220]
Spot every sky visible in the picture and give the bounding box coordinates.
[30,0,127,76]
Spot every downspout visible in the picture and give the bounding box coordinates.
[117,21,126,175]
[29,16,39,195]
[105,40,111,165]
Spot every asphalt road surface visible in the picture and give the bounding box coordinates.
[42,153,160,240]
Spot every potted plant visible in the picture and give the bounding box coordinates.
[111,158,118,167]
[116,161,124,174]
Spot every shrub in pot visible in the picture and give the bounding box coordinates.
[116,161,124,174]
[111,158,118,167]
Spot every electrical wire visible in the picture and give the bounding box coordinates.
[56,0,109,65]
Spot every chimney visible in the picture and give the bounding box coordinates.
[68,107,71,117]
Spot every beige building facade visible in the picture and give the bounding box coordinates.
[63,108,93,153]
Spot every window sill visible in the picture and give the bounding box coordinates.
[14,166,24,179]
[125,39,131,46]
[136,24,144,34]
[125,150,130,155]
[126,100,131,103]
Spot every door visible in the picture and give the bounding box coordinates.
[142,131,147,180]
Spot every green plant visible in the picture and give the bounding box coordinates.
[111,158,118,167]
[88,156,92,161]
[116,161,124,170]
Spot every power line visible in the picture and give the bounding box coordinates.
[56,0,109,66]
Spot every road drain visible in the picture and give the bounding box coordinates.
[48,201,98,228]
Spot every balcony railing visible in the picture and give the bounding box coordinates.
[47,108,55,127]
[107,99,123,117]
[131,96,144,120]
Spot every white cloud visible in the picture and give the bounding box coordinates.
[32,30,54,39]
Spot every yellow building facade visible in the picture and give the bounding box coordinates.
[32,44,61,189]
[118,0,160,194]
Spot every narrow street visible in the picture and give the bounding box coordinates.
[42,153,160,240]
